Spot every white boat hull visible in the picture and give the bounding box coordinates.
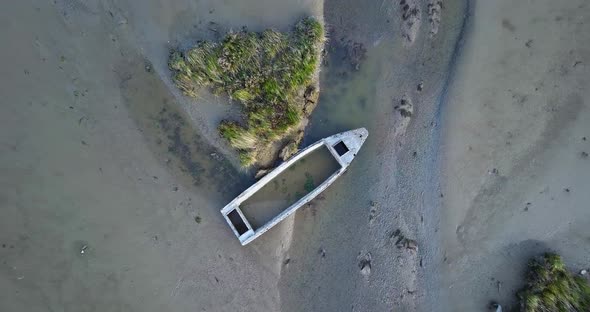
[220,128,368,245]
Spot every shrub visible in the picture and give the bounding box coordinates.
[518,253,590,312]
[169,18,324,166]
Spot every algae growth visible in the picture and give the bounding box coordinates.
[169,18,324,166]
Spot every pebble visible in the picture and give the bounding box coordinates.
[359,253,372,276]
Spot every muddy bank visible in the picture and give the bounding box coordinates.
[0,1,322,311]
[279,0,468,310]
[439,0,590,310]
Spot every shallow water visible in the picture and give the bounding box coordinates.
[240,145,341,229]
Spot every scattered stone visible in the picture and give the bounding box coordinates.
[209,152,222,161]
[390,229,402,239]
[195,216,202,224]
[501,19,516,32]
[303,86,319,115]
[392,230,418,251]
[394,95,413,118]
[279,131,304,161]
[319,248,326,258]
[144,60,153,73]
[80,245,88,254]
[255,168,271,179]
[81,140,87,146]
[405,239,418,251]
[417,81,424,92]
[400,0,422,45]
[581,151,588,158]
[343,41,366,71]
[172,186,178,192]
[488,168,499,175]
[279,141,299,161]
[564,188,570,193]
[283,258,291,265]
[583,137,587,141]
[359,253,372,276]
[427,0,443,37]
[525,39,533,48]
[489,302,502,311]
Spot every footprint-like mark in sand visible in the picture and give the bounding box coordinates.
[400,0,421,46]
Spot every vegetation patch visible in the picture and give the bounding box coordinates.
[518,253,590,311]
[169,18,324,166]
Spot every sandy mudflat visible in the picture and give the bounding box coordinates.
[1,0,589,311]
[0,0,320,311]
[439,0,590,310]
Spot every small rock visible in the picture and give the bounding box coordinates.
[344,41,367,71]
[283,258,291,265]
[279,132,303,161]
[394,95,413,118]
[319,248,326,258]
[255,168,271,179]
[405,239,418,251]
[194,216,202,224]
[488,168,499,175]
[80,245,88,254]
[390,229,402,239]
[564,188,570,193]
[580,269,588,275]
[144,60,152,73]
[359,253,372,276]
[417,81,424,92]
[582,151,588,158]
[172,186,178,192]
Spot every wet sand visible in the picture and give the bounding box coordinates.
[2,0,589,311]
[0,0,320,311]
[439,0,590,310]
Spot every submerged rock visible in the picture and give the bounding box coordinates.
[279,131,305,161]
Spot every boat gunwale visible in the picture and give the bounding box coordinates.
[221,128,367,245]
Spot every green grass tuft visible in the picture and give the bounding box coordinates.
[169,17,324,166]
[518,253,590,312]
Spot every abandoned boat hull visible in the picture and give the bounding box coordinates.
[221,128,368,245]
